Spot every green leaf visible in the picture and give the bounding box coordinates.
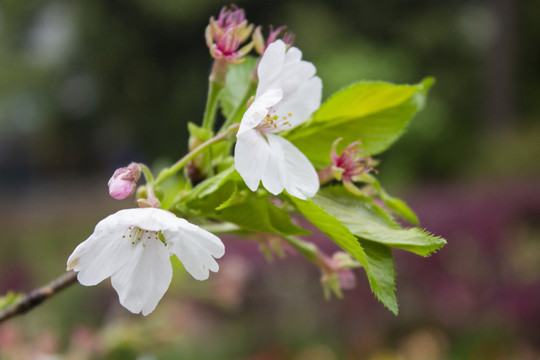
[313,188,446,257]
[177,166,238,215]
[220,56,258,120]
[285,78,434,168]
[360,173,419,225]
[289,196,369,267]
[195,166,237,198]
[187,122,213,142]
[217,196,310,236]
[359,240,398,315]
[0,291,23,311]
[288,195,397,313]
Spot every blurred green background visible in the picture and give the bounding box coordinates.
[1,0,540,359]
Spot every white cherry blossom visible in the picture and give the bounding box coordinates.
[235,40,322,200]
[67,208,224,316]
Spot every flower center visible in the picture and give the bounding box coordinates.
[122,227,166,248]
[258,108,293,133]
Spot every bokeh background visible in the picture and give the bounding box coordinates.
[1,0,539,359]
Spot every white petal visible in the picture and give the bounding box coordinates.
[238,88,283,135]
[234,129,271,191]
[104,208,180,233]
[268,135,319,199]
[261,134,287,195]
[167,221,225,281]
[274,76,322,130]
[110,238,172,316]
[257,40,286,96]
[175,219,225,258]
[280,60,316,98]
[284,46,302,64]
[67,228,132,286]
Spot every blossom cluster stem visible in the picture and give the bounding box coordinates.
[154,123,239,186]
[0,221,244,323]
[0,272,77,324]
[283,236,333,272]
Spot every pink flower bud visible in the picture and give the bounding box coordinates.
[108,163,141,200]
[337,268,357,290]
[205,6,254,64]
[109,178,136,200]
[137,196,160,208]
[320,251,360,298]
[331,138,375,183]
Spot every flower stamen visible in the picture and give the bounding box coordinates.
[123,227,164,248]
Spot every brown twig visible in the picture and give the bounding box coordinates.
[0,272,78,324]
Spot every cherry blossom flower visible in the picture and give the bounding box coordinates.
[234,40,322,199]
[328,138,375,195]
[205,6,253,64]
[67,208,224,316]
[330,139,374,183]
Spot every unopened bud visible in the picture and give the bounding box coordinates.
[246,96,255,109]
[320,252,360,299]
[321,272,343,299]
[108,163,141,200]
[137,196,160,208]
[337,268,356,290]
[136,185,148,200]
[331,252,361,269]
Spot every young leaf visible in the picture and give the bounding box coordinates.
[359,173,419,225]
[359,240,398,315]
[0,291,23,311]
[177,166,238,215]
[220,56,258,120]
[187,122,213,143]
[195,166,237,198]
[288,195,398,313]
[285,78,434,168]
[313,188,446,257]
[217,196,310,236]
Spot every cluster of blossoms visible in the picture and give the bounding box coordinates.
[67,6,371,315]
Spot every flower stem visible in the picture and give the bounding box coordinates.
[200,222,241,234]
[201,81,224,132]
[317,165,334,185]
[284,236,317,263]
[202,60,227,132]
[154,123,239,186]
[139,163,154,183]
[283,236,334,272]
